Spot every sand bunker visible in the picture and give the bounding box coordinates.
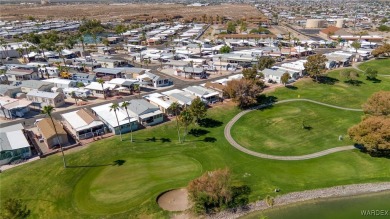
[157,188,191,212]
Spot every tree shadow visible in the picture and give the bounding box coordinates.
[198,118,223,128]
[344,80,364,86]
[145,137,171,143]
[286,85,298,90]
[67,159,126,168]
[257,94,278,105]
[366,77,382,83]
[189,128,210,137]
[355,144,390,159]
[203,137,217,142]
[315,76,339,85]
[303,126,313,131]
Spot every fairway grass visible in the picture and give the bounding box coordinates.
[231,102,362,156]
[358,58,390,75]
[1,62,390,218]
[271,68,390,108]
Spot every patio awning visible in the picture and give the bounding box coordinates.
[139,110,162,120]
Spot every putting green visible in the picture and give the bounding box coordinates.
[72,155,201,215]
[231,102,362,156]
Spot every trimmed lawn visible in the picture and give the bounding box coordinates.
[231,101,362,156]
[271,68,390,108]
[358,59,390,75]
[1,105,390,218]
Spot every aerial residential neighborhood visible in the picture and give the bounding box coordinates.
[0,0,389,219]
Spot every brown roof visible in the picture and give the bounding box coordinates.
[37,118,67,139]
[320,26,341,35]
[76,108,97,125]
[205,82,225,91]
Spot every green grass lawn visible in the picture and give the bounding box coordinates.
[358,59,390,75]
[271,68,390,108]
[231,101,362,156]
[1,105,390,219]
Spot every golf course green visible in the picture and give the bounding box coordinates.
[358,58,390,75]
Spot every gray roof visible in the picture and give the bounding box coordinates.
[93,68,123,74]
[27,90,61,99]
[118,67,145,74]
[0,85,21,95]
[262,68,288,77]
[72,73,96,80]
[128,99,159,115]
[183,67,204,74]
[6,69,35,75]
[12,80,52,89]
[0,124,29,152]
[171,93,193,105]
[185,86,209,96]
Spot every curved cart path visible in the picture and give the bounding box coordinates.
[224,99,363,160]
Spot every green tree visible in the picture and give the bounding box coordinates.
[227,21,236,34]
[70,91,78,105]
[223,79,263,109]
[257,57,275,71]
[351,41,361,53]
[189,97,207,124]
[168,102,181,143]
[219,45,231,54]
[41,105,67,168]
[380,17,388,23]
[101,38,110,48]
[239,22,247,33]
[179,108,193,142]
[281,72,290,86]
[378,25,390,32]
[97,78,106,99]
[242,67,258,80]
[109,103,123,141]
[115,24,128,37]
[1,198,30,219]
[76,82,85,88]
[303,54,328,81]
[365,68,378,80]
[121,101,133,142]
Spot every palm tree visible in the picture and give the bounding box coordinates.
[41,105,67,168]
[178,108,193,142]
[16,48,24,62]
[71,91,78,105]
[97,78,106,99]
[121,101,133,142]
[168,102,181,143]
[133,83,141,97]
[109,103,123,141]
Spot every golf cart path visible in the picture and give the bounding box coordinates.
[224,99,363,161]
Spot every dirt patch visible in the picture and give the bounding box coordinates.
[0,4,262,22]
[157,188,191,212]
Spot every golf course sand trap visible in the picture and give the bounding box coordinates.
[158,188,191,211]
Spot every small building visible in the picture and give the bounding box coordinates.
[61,108,106,140]
[93,68,123,79]
[0,96,32,119]
[63,87,92,98]
[84,82,119,98]
[12,80,54,93]
[36,118,69,149]
[174,67,206,79]
[26,90,66,108]
[136,72,172,88]
[0,124,31,166]
[162,89,197,106]
[203,82,225,98]
[71,73,96,85]
[0,85,22,98]
[143,93,174,114]
[43,78,77,89]
[125,99,164,126]
[183,86,220,103]
[6,68,40,81]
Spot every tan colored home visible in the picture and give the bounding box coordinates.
[36,118,69,149]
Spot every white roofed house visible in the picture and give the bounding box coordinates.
[0,96,32,119]
[26,90,66,108]
[162,89,197,107]
[85,82,119,99]
[61,108,106,140]
[125,99,164,126]
[143,93,174,114]
[6,68,40,82]
[262,68,300,84]
[174,67,206,79]
[0,124,32,166]
[183,86,220,104]
[136,72,172,88]
[93,68,123,80]
[43,78,77,89]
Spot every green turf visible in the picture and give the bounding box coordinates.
[271,68,390,108]
[358,59,390,75]
[231,101,362,156]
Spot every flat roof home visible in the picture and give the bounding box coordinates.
[61,108,106,140]
[85,82,119,98]
[0,96,32,119]
[174,67,206,79]
[71,73,96,85]
[26,90,66,108]
[143,93,174,114]
[0,85,22,98]
[93,68,123,79]
[136,72,172,88]
[183,86,220,103]
[6,68,40,81]
[12,80,54,93]
[43,78,77,89]
[36,118,69,149]
[0,123,31,166]
[124,99,164,126]
[91,103,138,135]
[162,89,197,106]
